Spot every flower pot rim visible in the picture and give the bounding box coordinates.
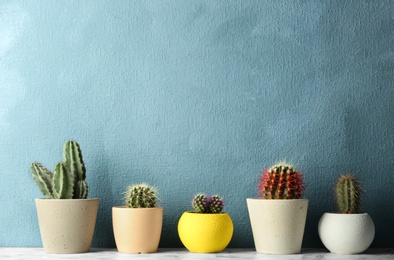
[182,211,229,215]
[113,206,163,210]
[247,198,308,201]
[322,212,370,215]
[35,198,99,201]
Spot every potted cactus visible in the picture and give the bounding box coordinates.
[318,175,375,254]
[177,193,234,253]
[246,162,308,254]
[30,140,99,254]
[112,183,163,254]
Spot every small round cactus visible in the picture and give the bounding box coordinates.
[209,195,224,213]
[258,163,305,199]
[124,183,158,208]
[335,175,361,214]
[192,193,224,213]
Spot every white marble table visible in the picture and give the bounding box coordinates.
[1,248,393,259]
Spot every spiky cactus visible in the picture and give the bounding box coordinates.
[125,184,158,208]
[258,163,305,199]
[192,194,224,213]
[335,175,361,214]
[30,140,88,199]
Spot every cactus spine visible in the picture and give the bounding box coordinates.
[192,194,224,213]
[335,175,361,214]
[30,140,88,199]
[125,184,158,208]
[258,163,305,199]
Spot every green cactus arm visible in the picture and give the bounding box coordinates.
[30,163,54,199]
[52,163,74,199]
[63,140,86,182]
[74,180,88,199]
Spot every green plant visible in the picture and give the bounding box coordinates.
[192,194,224,213]
[30,140,88,199]
[258,163,305,199]
[335,174,361,214]
[124,183,158,208]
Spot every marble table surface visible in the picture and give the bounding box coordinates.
[1,248,393,260]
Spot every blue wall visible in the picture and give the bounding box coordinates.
[1,0,393,248]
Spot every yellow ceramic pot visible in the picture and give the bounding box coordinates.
[178,211,233,253]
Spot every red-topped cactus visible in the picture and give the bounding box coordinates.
[258,163,305,199]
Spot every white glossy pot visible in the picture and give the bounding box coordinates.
[246,198,308,254]
[318,213,375,254]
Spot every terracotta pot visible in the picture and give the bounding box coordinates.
[246,198,308,254]
[112,206,163,254]
[177,212,233,253]
[318,213,375,254]
[35,198,99,254]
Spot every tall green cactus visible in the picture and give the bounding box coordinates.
[63,141,88,199]
[335,175,361,214]
[30,140,88,199]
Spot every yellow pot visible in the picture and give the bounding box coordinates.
[177,211,233,253]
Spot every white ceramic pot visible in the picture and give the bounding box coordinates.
[246,198,308,254]
[112,206,163,254]
[318,213,375,254]
[35,198,99,253]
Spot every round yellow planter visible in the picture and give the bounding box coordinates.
[178,212,233,253]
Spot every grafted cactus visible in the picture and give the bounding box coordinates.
[125,183,158,208]
[30,140,88,199]
[192,194,224,213]
[258,163,305,199]
[335,175,361,214]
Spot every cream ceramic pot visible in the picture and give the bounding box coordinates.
[112,206,163,254]
[35,198,99,254]
[318,213,375,254]
[246,198,308,254]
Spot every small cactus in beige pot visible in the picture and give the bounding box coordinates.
[112,183,163,254]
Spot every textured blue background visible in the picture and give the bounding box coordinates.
[1,0,393,248]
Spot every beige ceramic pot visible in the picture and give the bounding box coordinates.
[246,198,308,254]
[35,198,99,254]
[112,206,163,254]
